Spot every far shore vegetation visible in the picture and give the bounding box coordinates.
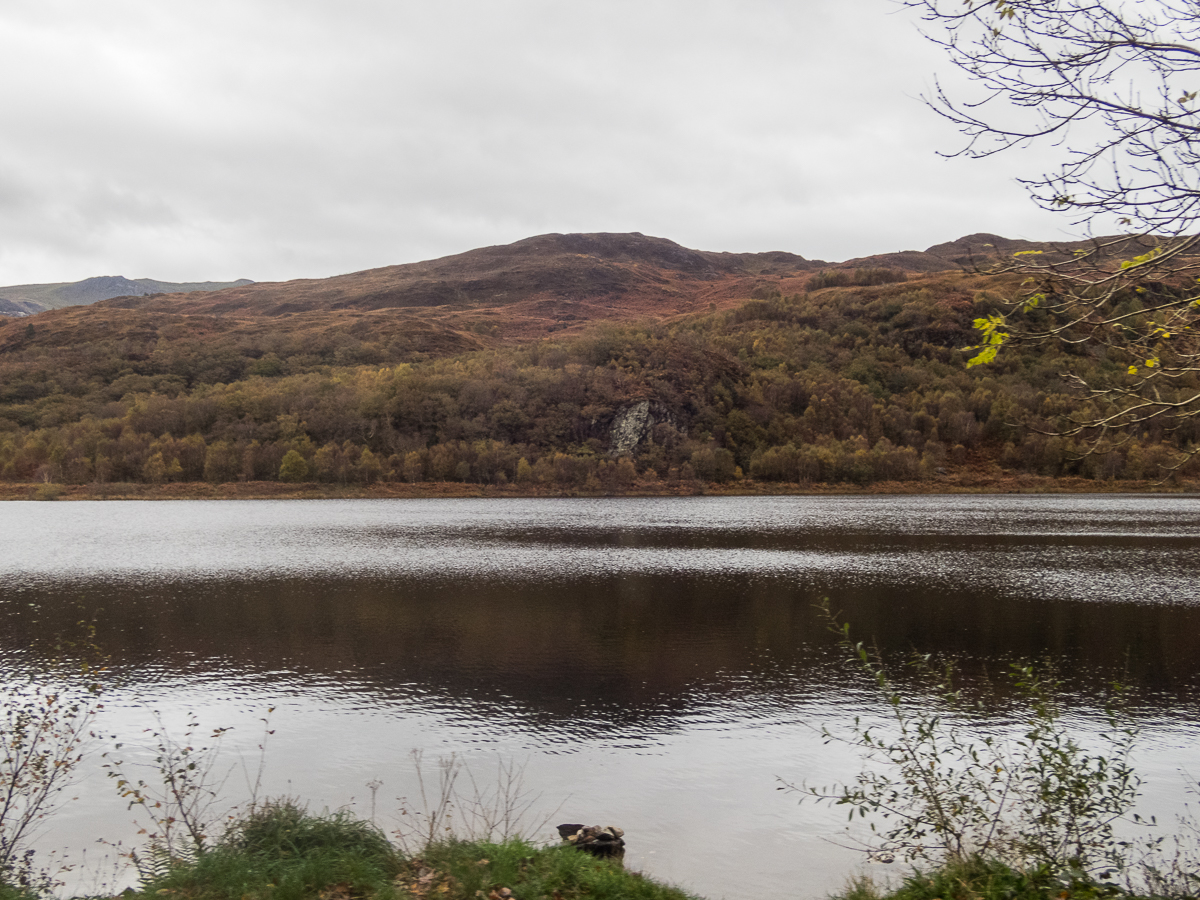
[7,471,1199,502]
[3,270,1200,498]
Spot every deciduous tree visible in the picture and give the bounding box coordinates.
[278,449,310,483]
[906,0,1200,462]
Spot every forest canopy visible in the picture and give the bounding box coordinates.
[2,269,1197,490]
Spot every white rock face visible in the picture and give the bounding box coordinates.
[608,400,675,456]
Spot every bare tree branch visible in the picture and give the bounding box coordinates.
[905,0,1200,465]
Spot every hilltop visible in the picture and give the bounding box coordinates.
[94,232,820,338]
[65,230,1115,319]
[0,230,1119,357]
[0,230,1125,332]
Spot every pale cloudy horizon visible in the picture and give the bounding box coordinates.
[0,0,1085,287]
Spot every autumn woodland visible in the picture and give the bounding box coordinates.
[2,232,1196,495]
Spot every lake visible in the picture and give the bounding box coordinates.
[1,495,1199,899]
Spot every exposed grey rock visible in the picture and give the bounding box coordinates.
[0,297,43,316]
[608,401,675,457]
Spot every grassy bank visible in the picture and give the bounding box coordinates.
[4,473,1199,501]
[0,802,698,900]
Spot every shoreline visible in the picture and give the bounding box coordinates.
[4,473,1198,500]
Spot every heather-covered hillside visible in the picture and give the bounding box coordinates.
[2,262,1196,489]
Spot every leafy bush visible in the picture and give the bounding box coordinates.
[0,619,105,893]
[834,855,1126,900]
[807,270,854,291]
[107,711,237,865]
[787,603,1145,881]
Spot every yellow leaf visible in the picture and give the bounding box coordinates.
[1120,246,1163,269]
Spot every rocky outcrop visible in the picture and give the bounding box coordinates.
[607,401,676,457]
[0,297,44,317]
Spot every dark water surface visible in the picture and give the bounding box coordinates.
[1,496,1199,899]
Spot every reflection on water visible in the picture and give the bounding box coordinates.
[1,496,1199,899]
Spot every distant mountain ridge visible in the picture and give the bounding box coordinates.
[106,231,817,319]
[103,230,1126,322]
[0,275,254,315]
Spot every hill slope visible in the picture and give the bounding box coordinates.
[78,230,1129,322]
[100,232,818,328]
[0,229,1161,371]
[3,229,1195,492]
[0,275,255,314]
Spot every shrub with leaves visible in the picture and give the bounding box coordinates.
[784,602,1144,880]
[0,617,105,891]
[106,711,236,875]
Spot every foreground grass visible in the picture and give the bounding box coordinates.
[6,806,1184,900]
[124,802,698,900]
[412,838,696,900]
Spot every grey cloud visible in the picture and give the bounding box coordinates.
[0,0,1078,284]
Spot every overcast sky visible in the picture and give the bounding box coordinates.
[0,0,1082,285]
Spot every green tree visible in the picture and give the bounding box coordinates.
[143,451,169,484]
[357,448,382,483]
[514,457,534,483]
[203,440,239,484]
[613,456,638,487]
[278,449,310,483]
[403,450,425,483]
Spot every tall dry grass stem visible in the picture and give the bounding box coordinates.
[391,750,561,853]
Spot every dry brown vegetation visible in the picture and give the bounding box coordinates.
[2,232,1198,495]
